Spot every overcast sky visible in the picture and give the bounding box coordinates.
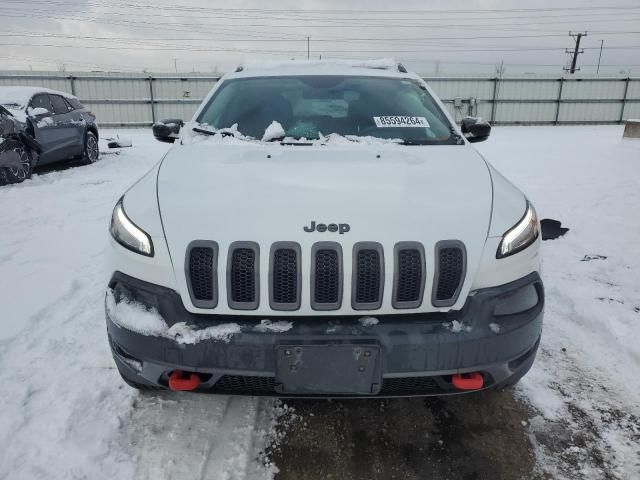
[0,0,639,75]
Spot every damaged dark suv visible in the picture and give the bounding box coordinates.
[0,87,99,186]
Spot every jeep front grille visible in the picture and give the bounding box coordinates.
[227,242,259,310]
[185,240,467,311]
[270,243,301,310]
[432,241,467,307]
[185,241,218,309]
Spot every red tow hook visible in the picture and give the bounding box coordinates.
[452,372,484,391]
[168,370,201,391]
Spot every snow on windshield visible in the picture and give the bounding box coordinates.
[186,120,406,147]
[262,120,285,141]
[195,75,456,144]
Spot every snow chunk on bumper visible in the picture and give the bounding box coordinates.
[253,319,293,333]
[106,290,168,336]
[106,290,240,344]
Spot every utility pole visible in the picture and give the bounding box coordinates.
[307,37,310,60]
[564,31,587,74]
[597,40,604,75]
[173,58,178,73]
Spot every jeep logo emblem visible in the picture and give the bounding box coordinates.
[303,221,350,234]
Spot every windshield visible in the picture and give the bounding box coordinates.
[196,75,458,144]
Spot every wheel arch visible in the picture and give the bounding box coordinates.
[86,124,99,141]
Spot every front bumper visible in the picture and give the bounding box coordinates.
[106,271,543,397]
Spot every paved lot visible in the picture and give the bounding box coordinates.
[272,392,538,480]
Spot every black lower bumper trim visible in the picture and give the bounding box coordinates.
[106,271,544,397]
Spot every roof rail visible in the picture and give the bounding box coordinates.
[232,60,408,73]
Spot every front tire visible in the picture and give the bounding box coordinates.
[80,131,99,165]
[0,139,32,186]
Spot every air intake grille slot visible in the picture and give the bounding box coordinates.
[270,243,301,310]
[185,241,217,309]
[190,248,214,300]
[213,375,276,395]
[352,243,384,310]
[393,243,425,309]
[228,242,259,310]
[433,241,466,307]
[315,250,339,303]
[311,243,342,310]
[380,376,444,395]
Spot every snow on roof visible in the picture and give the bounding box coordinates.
[228,58,415,78]
[0,86,76,109]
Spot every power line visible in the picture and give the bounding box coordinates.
[2,32,639,50]
[4,8,640,30]
[9,1,640,14]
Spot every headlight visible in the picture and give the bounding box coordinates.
[110,198,154,257]
[496,201,538,258]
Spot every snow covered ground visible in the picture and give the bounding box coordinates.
[479,126,640,479]
[0,126,638,479]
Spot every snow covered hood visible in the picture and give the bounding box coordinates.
[156,142,493,314]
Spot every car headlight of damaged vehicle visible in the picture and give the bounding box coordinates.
[110,198,154,257]
[497,201,539,258]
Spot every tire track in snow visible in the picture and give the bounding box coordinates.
[129,394,279,480]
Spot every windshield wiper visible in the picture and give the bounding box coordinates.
[265,135,314,145]
[192,126,237,137]
[398,139,435,145]
[399,131,464,146]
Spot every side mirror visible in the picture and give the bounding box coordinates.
[461,117,491,143]
[152,118,184,143]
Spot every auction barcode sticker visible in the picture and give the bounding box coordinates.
[373,116,430,128]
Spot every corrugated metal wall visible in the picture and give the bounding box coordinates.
[1,71,638,127]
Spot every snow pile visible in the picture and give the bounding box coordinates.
[254,319,293,333]
[489,322,501,334]
[239,58,400,72]
[443,320,471,333]
[28,107,49,116]
[186,122,406,148]
[106,289,241,344]
[358,316,379,327]
[105,290,168,336]
[3,106,27,123]
[36,117,54,128]
[262,121,285,141]
[166,321,241,344]
[0,86,76,107]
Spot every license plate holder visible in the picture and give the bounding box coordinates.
[275,344,381,395]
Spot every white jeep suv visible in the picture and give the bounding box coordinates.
[106,61,543,396]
